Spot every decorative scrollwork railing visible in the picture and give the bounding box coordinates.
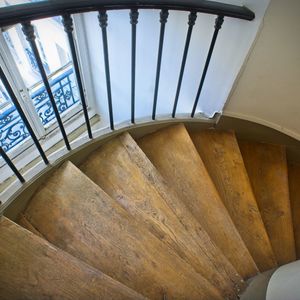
[0,64,79,151]
[0,105,29,152]
[31,64,79,126]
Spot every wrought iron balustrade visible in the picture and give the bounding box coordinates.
[0,105,29,152]
[0,0,255,194]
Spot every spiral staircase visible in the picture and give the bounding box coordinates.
[1,0,300,299]
[1,123,299,299]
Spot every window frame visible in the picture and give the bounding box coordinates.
[0,14,97,168]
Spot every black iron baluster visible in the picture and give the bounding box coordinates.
[0,66,49,165]
[191,15,224,117]
[62,14,93,139]
[0,147,25,183]
[22,22,71,150]
[98,10,114,130]
[152,9,169,120]
[172,11,197,118]
[130,8,139,124]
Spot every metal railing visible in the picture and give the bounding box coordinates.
[31,63,79,126]
[0,63,79,151]
[0,0,254,184]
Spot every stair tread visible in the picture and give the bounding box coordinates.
[288,163,300,259]
[138,124,258,279]
[0,217,146,300]
[22,161,222,300]
[240,141,296,265]
[80,132,244,299]
[19,213,45,238]
[191,129,277,272]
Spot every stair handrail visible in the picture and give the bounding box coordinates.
[0,0,254,27]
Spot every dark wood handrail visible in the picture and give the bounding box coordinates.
[0,0,254,27]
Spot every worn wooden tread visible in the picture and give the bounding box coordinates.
[0,217,146,300]
[191,129,277,271]
[18,213,45,238]
[240,141,296,265]
[138,124,258,279]
[22,162,222,300]
[81,132,245,298]
[288,163,300,259]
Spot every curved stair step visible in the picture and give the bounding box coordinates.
[21,162,222,300]
[190,129,277,272]
[239,141,296,265]
[80,132,244,299]
[288,163,300,259]
[0,217,146,300]
[138,124,258,279]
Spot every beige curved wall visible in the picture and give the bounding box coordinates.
[224,0,300,141]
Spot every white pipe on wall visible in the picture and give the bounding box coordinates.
[266,260,300,300]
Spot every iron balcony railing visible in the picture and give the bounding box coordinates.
[31,63,79,126]
[0,0,254,186]
[0,62,79,151]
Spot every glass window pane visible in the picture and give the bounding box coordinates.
[3,26,41,88]
[0,79,30,151]
[3,16,80,129]
[31,63,80,125]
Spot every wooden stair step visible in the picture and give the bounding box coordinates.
[138,124,258,279]
[239,141,296,265]
[0,217,146,300]
[21,161,222,300]
[288,163,300,259]
[191,129,277,272]
[80,132,244,299]
[19,213,45,238]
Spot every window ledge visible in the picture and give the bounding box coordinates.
[0,108,99,188]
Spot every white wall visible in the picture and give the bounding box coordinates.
[81,0,269,127]
[225,0,300,141]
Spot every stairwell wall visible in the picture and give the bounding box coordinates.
[224,0,300,141]
[80,0,269,124]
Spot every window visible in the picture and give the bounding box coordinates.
[0,79,30,151]
[0,15,84,152]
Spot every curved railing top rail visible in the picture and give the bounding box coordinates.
[0,0,254,27]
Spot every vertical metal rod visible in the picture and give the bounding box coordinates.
[0,147,25,183]
[152,9,169,120]
[0,66,49,165]
[191,15,224,117]
[172,11,197,118]
[130,8,139,124]
[21,22,71,150]
[98,10,114,130]
[62,14,93,139]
